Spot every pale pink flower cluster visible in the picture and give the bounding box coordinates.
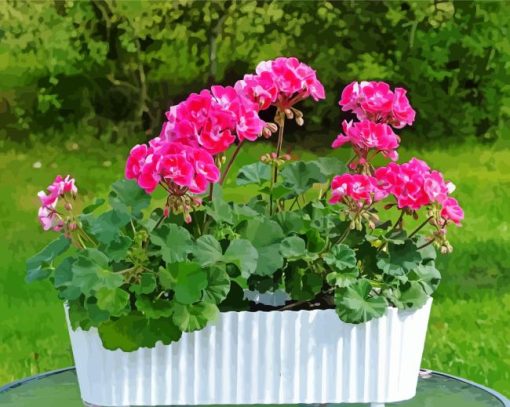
[235,57,325,110]
[37,175,77,231]
[339,81,416,128]
[332,120,400,162]
[125,140,220,195]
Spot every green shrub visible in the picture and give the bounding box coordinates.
[1,1,509,143]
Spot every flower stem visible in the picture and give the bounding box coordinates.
[417,239,435,250]
[273,110,286,184]
[332,225,351,246]
[388,210,405,234]
[409,216,433,239]
[220,141,244,185]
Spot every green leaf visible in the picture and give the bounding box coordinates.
[158,267,174,290]
[100,235,132,262]
[281,161,323,195]
[236,162,271,185]
[335,280,387,323]
[202,266,231,304]
[399,281,429,309]
[417,235,437,262]
[256,244,284,276]
[219,281,249,312]
[135,296,174,318]
[54,257,75,287]
[84,299,110,325]
[194,235,222,266]
[306,229,327,253]
[223,239,259,278]
[150,224,193,264]
[313,157,346,178]
[98,312,181,351]
[272,211,308,234]
[280,236,306,259]
[68,300,92,331]
[171,302,219,332]
[168,262,208,304]
[205,186,234,224]
[109,179,151,218]
[26,235,70,282]
[238,218,284,248]
[82,198,105,214]
[326,270,359,288]
[130,273,157,295]
[89,209,131,245]
[71,249,123,295]
[238,218,284,276]
[377,240,421,276]
[408,263,441,295]
[285,265,323,301]
[96,287,130,316]
[323,244,357,271]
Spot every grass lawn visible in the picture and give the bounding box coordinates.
[0,137,509,396]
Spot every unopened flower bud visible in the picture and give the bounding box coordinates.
[296,116,304,126]
[163,207,170,218]
[184,213,192,224]
[282,154,291,161]
[262,128,272,138]
[266,122,278,133]
[284,109,294,119]
[68,223,77,231]
[64,202,73,211]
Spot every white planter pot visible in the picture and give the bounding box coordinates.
[66,298,432,406]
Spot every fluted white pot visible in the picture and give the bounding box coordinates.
[66,298,432,406]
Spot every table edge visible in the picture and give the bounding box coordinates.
[1,367,508,406]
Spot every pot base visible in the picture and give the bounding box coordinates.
[68,300,432,406]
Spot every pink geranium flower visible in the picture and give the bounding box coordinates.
[37,175,77,232]
[440,197,464,225]
[329,173,384,207]
[237,57,325,110]
[332,119,400,162]
[391,88,416,129]
[339,81,415,128]
[125,138,220,195]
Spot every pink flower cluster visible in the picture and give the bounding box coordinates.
[37,175,77,231]
[161,86,265,155]
[125,139,220,194]
[329,158,463,226]
[332,119,400,162]
[235,57,325,110]
[329,173,384,208]
[374,158,463,225]
[339,81,416,128]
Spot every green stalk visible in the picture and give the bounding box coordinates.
[408,216,433,239]
[220,141,244,185]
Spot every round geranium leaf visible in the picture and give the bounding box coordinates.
[171,302,219,332]
[335,280,387,323]
[323,244,357,271]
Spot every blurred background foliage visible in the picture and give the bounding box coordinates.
[1,0,509,145]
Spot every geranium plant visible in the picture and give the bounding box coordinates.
[27,58,463,351]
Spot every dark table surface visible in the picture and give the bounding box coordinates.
[0,367,508,407]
